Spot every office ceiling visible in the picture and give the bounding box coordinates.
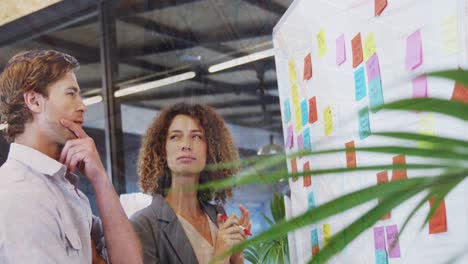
[0,0,293,133]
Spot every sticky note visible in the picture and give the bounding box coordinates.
[288,60,297,84]
[291,158,298,181]
[429,198,448,234]
[375,0,387,16]
[323,224,331,245]
[336,33,346,65]
[323,106,333,136]
[284,98,291,123]
[317,28,327,57]
[406,30,423,70]
[451,82,468,104]
[375,250,389,264]
[377,171,391,220]
[308,96,318,123]
[307,191,316,208]
[366,53,381,82]
[295,105,302,132]
[303,161,311,187]
[345,141,357,168]
[311,229,319,255]
[391,155,407,181]
[301,100,309,126]
[297,134,304,150]
[286,125,294,149]
[352,33,363,68]
[354,66,367,101]
[358,107,371,139]
[369,77,384,112]
[363,32,377,61]
[304,53,312,80]
[373,226,386,250]
[412,75,428,98]
[441,16,460,56]
[385,225,401,258]
[418,114,435,149]
[291,83,300,109]
[303,128,312,152]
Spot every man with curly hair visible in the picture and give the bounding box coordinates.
[0,50,142,264]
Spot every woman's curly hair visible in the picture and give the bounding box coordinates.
[138,103,240,205]
[0,50,79,142]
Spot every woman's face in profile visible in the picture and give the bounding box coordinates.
[165,114,207,178]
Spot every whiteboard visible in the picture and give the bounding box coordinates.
[273,0,468,263]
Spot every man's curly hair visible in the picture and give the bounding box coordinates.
[0,50,79,142]
[138,103,240,205]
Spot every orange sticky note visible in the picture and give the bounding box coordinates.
[303,161,311,187]
[429,198,448,234]
[308,96,318,123]
[451,82,468,104]
[376,171,391,220]
[375,0,387,16]
[391,155,407,181]
[352,33,363,68]
[304,53,312,80]
[291,158,298,182]
[345,141,357,168]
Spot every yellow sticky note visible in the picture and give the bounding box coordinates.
[323,106,333,136]
[291,83,299,107]
[323,224,331,245]
[317,28,327,57]
[418,114,435,149]
[295,106,302,132]
[288,60,297,85]
[441,15,460,56]
[363,32,376,61]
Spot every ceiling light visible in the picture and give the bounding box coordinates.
[114,71,196,98]
[208,48,275,73]
[257,134,284,156]
[83,95,103,106]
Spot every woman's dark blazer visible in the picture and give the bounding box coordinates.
[130,195,226,264]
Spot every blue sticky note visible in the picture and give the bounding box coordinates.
[354,66,367,101]
[303,128,312,151]
[375,250,389,264]
[311,229,319,246]
[308,191,316,209]
[301,100,308,126]
[358,107,371,139]
[369,77,384,112]
[284,98,291,123]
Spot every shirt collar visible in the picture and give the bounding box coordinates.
[8,142,66,177]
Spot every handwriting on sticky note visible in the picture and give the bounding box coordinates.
[308,96,318,123]
[406,30,423,70]
[429,197,448,234]
[375,0,387,16]
[373,226,386,250]
[323,106,333,136]
[304,53,312,80]
[301,100,308,126]
[336,33,346,65]
[345,141,357,168]
[366,53,381,82]
[412,75,428,98]
[284,98,291,123]
[303,128,312,152]
[291,158,298,181]
[358,107,371,139]
[363,32,376,61]
[307,191,315,208]
[451,82,468,103]
[288,60,297,84]
[354,66,367,101]
[441,16,460,56]
[286,125,294,149]
[369,77,384,112]
[303,161,311,187]
[391,155,407,180]
[385,225,401,258]
[377,171,391,220]
[317,28,327,57]
[323,224,331,245]
[352,33,363,68]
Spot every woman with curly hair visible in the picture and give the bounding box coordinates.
[130,103,251,264]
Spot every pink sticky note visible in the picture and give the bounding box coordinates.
[336,34,346,65]
[286,125,294,148]
[373,226,386,251]
[366,53,381,82]
[412,75,428,98]
[406,30,423,70]
[386,225,401,258]
[297,134,304,150]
